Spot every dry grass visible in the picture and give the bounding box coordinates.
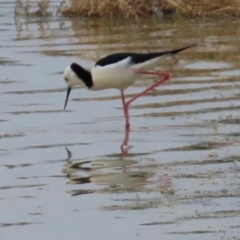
[16,0,240,18]
[60,0,162,18]
[15,0,51,17]
[59,0,240,17]
[169,0,240,17]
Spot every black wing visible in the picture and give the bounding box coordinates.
[95,44,196,67]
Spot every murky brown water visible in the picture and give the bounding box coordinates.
[1,1,240,240]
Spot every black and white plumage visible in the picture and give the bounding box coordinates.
[63,44,196,129]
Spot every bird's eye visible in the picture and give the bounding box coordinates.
[65,78,68,82]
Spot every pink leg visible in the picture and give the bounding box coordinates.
[120,93,131,156]
[122,71,170,130]
[121,128,130,157]
[121,90,130,130]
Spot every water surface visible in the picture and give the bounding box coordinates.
[1,2,240,240]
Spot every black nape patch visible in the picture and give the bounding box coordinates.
[70,63,93,88]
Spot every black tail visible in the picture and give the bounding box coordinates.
[95,44,196,67]
[129,44,196,65]
[167,44,196,56]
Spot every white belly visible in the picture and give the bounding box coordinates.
[90,64,137,91]
[89,55,165,91]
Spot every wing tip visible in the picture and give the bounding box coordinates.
[185,43,197,49]
[171,43,197,55]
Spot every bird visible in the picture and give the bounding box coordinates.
[63,44,196,130]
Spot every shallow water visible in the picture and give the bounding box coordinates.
[1,2,240,240]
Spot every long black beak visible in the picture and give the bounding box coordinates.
[64,87,72,110]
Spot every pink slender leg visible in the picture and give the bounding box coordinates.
[121,128,130,157]
[121,90,131,156]
[122,71,170,130]
[121,90,130,130]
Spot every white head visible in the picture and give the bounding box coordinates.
[63,63,92,109]
[63,66,82,88]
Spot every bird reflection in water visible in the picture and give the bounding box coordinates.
[62,129,172,197]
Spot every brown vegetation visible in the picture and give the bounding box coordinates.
[60,0,163,17]
[15,0,51,17]
[171,0,240,17]
[16,0,240,18]
[60,0,240,17]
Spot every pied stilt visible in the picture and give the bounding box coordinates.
[63,44,196,130]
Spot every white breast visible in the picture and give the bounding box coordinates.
[90,57,137,91]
